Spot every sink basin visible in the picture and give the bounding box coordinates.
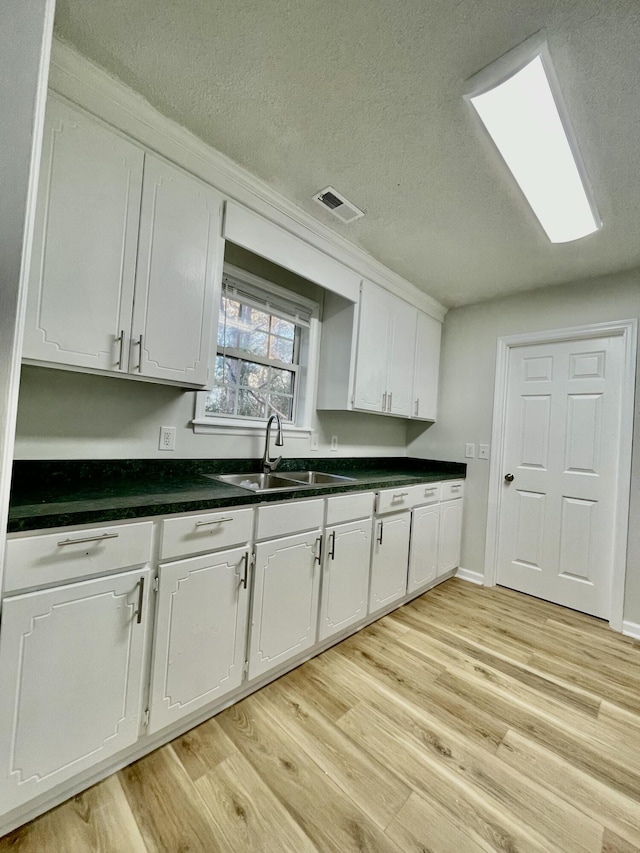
[204,473,300,492]
[278,471,356,485]
[204,470,356,492]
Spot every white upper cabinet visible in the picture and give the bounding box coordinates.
[23,97,223,388]
[322,279,431,419]
[352,281,390,412]
[411,311,442,421]
[131,155,223,386]
[24,97,143,373]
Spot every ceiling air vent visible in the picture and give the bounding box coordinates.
[313,186,364,223]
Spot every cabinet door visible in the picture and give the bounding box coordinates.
[408,504,440,593]
[248,530,321,680]
[319,519,372,641]
[369,512,411,615]
[438,499,463,576]
[387,298,417,417]
[24,97,143,371]
[0,569,149,813]
[412,311,441,421]
[352,281,389,412]
[131,154,224,386]
[148,547,250,735]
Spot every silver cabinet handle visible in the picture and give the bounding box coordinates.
[377,521,384,545]
[135,334,143,371]
[57,532,119,547]
[241,552,249,589]
[388,392,393,412]
[135,576,145,624]
[315,535,323,565]
[195,517,234,527]
[329,530,336,561]
[393,492,409,499]
[415,398,419,417]
[381,392,387,412]
[115,330,125,368]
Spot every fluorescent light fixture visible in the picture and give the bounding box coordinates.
[465,35,600,243]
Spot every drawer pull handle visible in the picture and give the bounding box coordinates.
[393,492,409,499]
[57,532,119,547]
[329,530,336,561]
[315,535,323,565]
[195,517,234,527]
[377,521,384,545]
[241,552,249,589]
[135,576,145,624]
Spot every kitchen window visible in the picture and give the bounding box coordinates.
[193,264,319,433]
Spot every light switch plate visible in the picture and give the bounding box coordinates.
[479,443,490,460]
[465,443,476,458]
[330,435,339,451]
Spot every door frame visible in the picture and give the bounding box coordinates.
[484,319,637,631]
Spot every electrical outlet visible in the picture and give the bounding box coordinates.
[159,426,176,451]
[330,435,339,452]
[479,443,490,460]
[465,443,476,459]
[310,432,319,451]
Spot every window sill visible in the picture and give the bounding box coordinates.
[192,417,312,438]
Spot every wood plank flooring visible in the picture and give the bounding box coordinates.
[2,578,640,852]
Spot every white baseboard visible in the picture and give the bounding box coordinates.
[455,567,484,585]
[622,620,640,640]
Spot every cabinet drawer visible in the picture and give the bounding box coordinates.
[161,508,253,560]
[410,482,441,506]
[256,499,324,540]
[5,521,153,593]
[376,485,416,515]
[440,480,465,501]
[326,491,374,526]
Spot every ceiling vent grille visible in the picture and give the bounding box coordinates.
[313,186,364,223]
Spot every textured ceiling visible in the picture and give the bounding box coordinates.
[54,0,640,307]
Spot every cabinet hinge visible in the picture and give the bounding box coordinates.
[250,553,256,570]
[143,708,150,727]
[152,576,159,593]
[243,659,249,675]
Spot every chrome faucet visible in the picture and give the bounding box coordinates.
[262,413,284,473]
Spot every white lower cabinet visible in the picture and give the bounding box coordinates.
[0,568,150,813]
[407,503,441,593]
[438,498,464,576]
[369,511,411,615]
[248,529,322,680]
[148,546,251,735]
[319,518,372,641]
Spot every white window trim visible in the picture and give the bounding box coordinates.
[193,263,321,434]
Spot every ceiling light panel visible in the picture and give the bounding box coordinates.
[466,39,600,243]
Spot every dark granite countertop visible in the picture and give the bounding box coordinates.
[8,457,466,533]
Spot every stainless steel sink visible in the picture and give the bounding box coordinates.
[204,470,356,492]
[281,471,356,485]
[204,473,300,492]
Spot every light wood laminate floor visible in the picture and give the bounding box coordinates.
[2,578,640,852]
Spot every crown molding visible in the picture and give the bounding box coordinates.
[48,38,447,322]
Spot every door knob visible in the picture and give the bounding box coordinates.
[504,473,514,482]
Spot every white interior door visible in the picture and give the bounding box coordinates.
[496,334,626,618]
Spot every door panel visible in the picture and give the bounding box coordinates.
[369,512,410,615]
[497,335,624,618]
[319,520,371,641]
[0,570,149,812]
[149,547,250,734]
[24,98,142,371]
[408,504,440,592]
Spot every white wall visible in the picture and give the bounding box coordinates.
[14,243,408,461]
[408,269,640,623]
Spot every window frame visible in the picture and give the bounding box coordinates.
[193,263,320,435]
